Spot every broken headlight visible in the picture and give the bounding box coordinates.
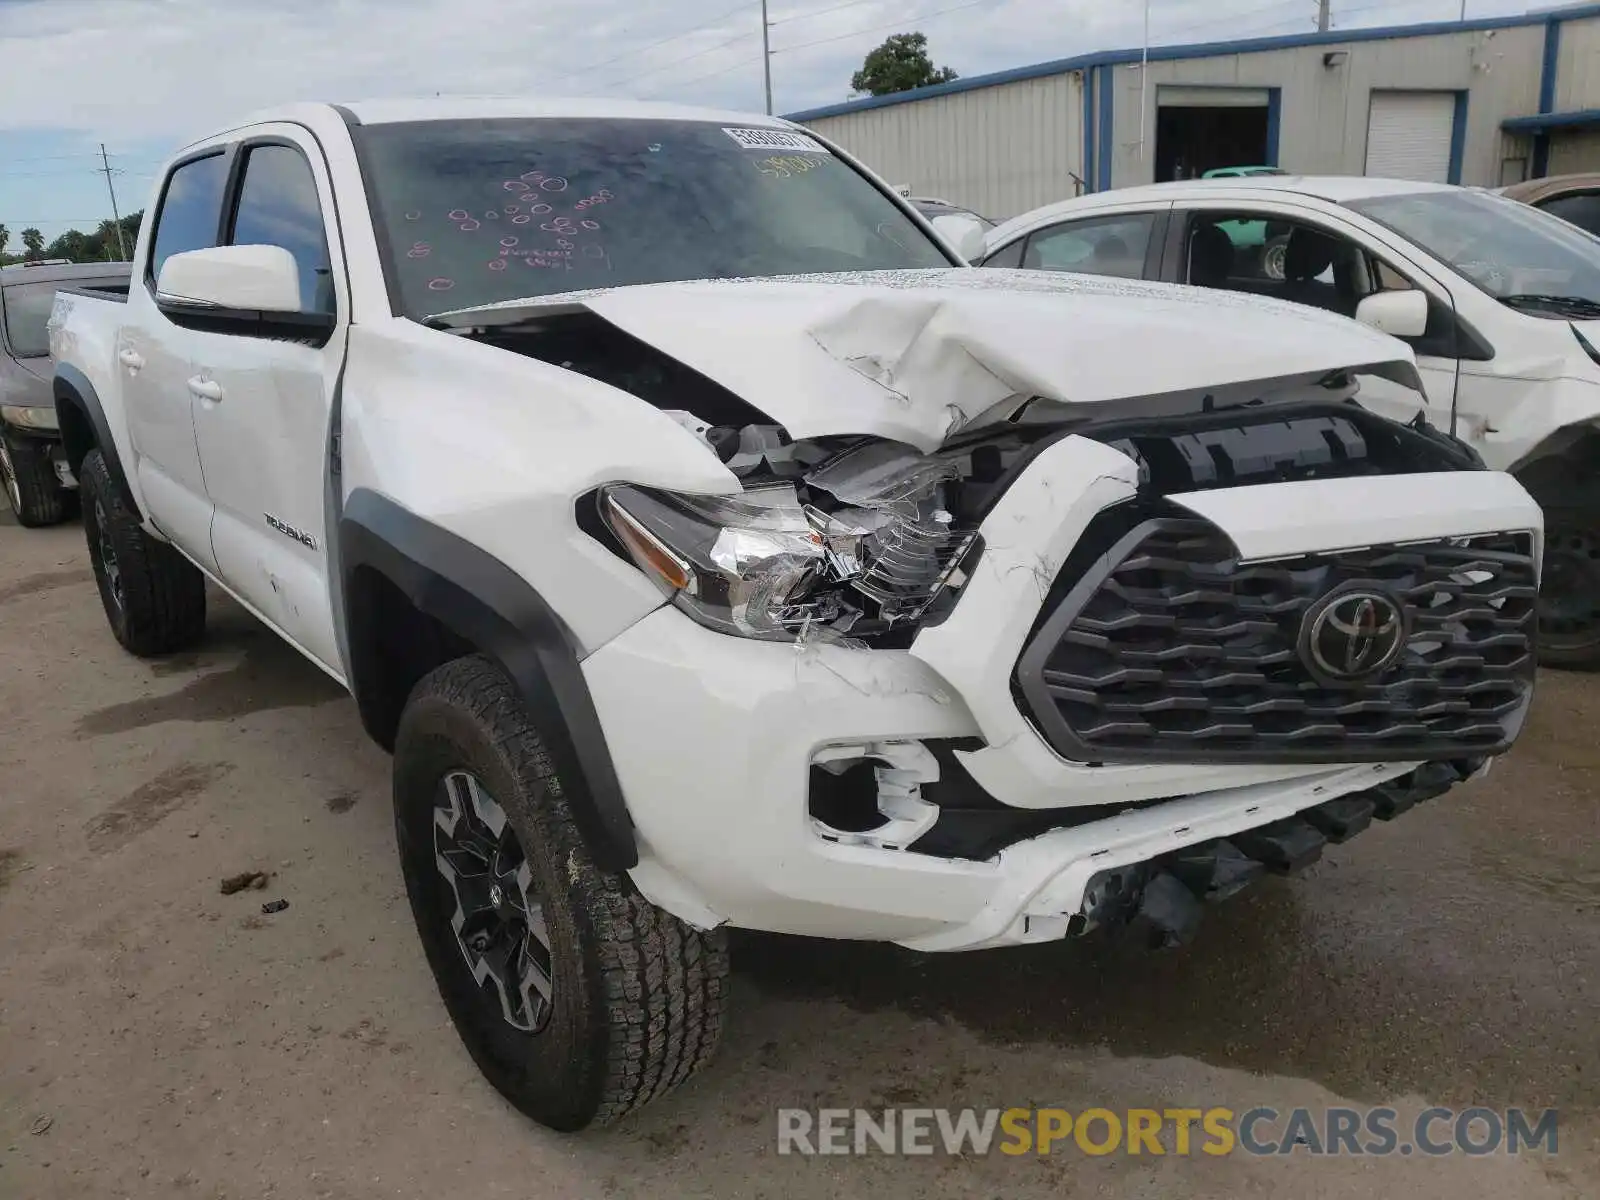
[601,442,977,642]
[602,484,827,639]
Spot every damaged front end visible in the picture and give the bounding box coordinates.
[599,435,981,646]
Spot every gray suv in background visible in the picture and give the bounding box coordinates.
[1,262,131,525]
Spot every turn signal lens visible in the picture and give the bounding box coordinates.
[603,493,693,592]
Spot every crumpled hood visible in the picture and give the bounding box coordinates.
[442,269,1418,452]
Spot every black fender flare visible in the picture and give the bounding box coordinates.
[53,363,141,518]
[339,489,637,871]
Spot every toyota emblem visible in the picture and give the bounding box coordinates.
[1300,587,1408,681]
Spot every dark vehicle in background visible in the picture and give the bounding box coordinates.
[0,262,131,525]
[1501,173,1600,238]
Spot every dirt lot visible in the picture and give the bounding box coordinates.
[1,509,1597,1199]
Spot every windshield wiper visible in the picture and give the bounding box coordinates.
[1499,293,1600,319]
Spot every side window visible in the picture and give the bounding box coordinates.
[1540,192,1600,239]
[149,152,229,287]
[229,144,335,315]
[1183,211,1374,319]
[980,238,1026,269]
[1022,214,1154,279]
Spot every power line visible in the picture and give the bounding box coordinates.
[638,54,763,99]
[541,2,753,84]
[772,0,997,53]
[623,28,761,85]
[770,0,884,26]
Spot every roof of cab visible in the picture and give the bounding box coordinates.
[219,97,800,135]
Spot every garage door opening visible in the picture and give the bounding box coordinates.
[1155,88,1271,182]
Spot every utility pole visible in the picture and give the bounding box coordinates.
[97,143,128,261]
[1317,0,1331,32]
[761,0,773,115]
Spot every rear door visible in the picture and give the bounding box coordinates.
[186,129,347,675]
[122,150,232,572]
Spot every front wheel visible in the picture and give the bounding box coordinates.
[1536,508,1600,668]
[393,656,728,1130]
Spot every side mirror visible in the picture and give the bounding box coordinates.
[1355,289,1429,339]
[929,213,989,264]
[157,245,302,313]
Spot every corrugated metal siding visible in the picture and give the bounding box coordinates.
[801,73,1084,221]
[1554,16,1600,111]
[1106,27,1544,189]
[1550,128,1600,174]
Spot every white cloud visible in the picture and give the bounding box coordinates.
[0,0,1531,239]
[0,0,1521,141]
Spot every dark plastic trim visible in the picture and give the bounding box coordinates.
[338,488,637,870]
[51,362,139,517]
[1014,514,1534,766]
[153,297,337,346]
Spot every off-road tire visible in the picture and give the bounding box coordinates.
[393,655,729,1130]
[0,431,69,527]
[79,448,206,656]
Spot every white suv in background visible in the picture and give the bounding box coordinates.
[980,177,1600,665]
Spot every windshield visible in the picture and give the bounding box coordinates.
[1,281,64,357]
[355,118,954,319]
[1349,188,1600,309]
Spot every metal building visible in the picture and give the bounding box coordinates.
[788,4,1600,223]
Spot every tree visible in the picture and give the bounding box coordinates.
[0,224,9,258]
[851,32,958,97]
[21,228,45,258]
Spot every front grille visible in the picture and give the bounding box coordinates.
[1015,516,1537,764]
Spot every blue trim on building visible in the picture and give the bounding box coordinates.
[1448,91,1469,185]
[1532,15,1564,177]
[1503,107,1600,133]
[1096,65,1114,192]
[1082,68,1096,192]
[1539,17,1562,114]
[1265,88,1282,167]
[783,4,1600,124]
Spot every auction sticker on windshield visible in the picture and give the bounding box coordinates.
[722,127,828,153]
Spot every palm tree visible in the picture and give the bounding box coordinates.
[95,218,127,260]
[21,228,45,259]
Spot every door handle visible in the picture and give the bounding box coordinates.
[187,376,224,402]
[118,349,144,371]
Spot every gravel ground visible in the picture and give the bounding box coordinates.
[1,511,1596,1199]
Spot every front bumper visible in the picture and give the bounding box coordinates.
[581,435,1540,950]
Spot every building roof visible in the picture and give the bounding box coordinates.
[785,4,1600,123]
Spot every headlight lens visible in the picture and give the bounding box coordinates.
[602,484,827,639]
[1,405,58,432]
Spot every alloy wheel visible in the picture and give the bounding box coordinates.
[91,496,124,610]
[0,438,20,515]
[433,770,554,1033]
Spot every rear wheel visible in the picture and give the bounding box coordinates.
[79,448,206,656]
[394,656,728,1130]
[1536,507,1600,668]
[0,431,69,527]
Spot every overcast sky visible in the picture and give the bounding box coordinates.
[0,0,1537,243]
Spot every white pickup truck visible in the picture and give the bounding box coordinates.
[50,99,1542,1131]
